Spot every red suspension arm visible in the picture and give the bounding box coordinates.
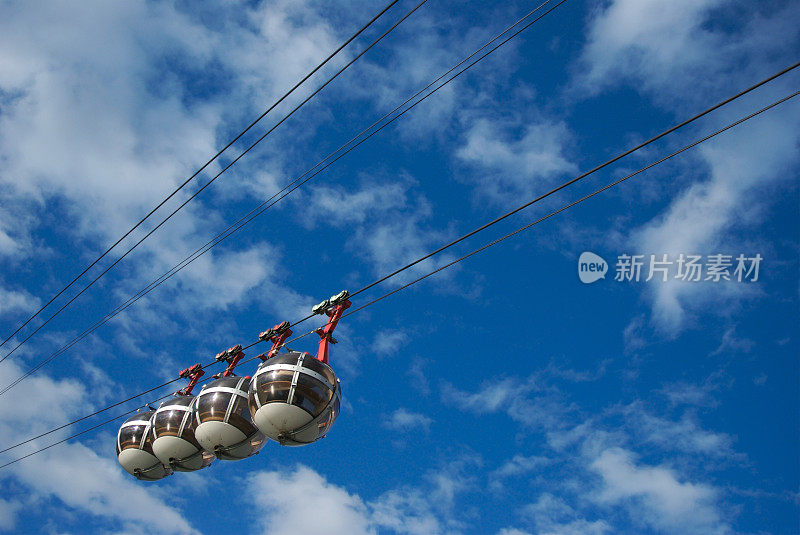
[257,321,293,361]
[216,344,244,377]
[315,299,350,364]
[176,363,204,396]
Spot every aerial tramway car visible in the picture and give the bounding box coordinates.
[116,410,172,481]
[115,290,350,479]
[248,291,349,446]
[150,364,214,472]
[193,345,266,460]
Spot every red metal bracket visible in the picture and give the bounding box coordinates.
[315,299,350,364]
[258,321,293,361]
[215,344,244,377]
[176,363,204,396]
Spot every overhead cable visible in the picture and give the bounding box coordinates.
[1,56,795,397]
[0,0,421,361]
[0,0,564,391]
[3,88,795,465]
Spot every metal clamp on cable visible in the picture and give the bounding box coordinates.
[313,291,351,364]
[258,321,291,342]
[312,299,330,315]
[330,290,349,304]
[259,321,293,360]
[176,363,204,396]
[179,363,202,379]
[312,290,350,315]
[214,345,244,377]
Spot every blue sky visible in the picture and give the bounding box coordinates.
[0,0,798,533]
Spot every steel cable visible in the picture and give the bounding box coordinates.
[1,56,795,397]
[2,88,795,466]
[0,0,563,393]
[0,0,422,361]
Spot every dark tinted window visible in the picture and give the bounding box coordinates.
[292,374,332,416]
[318,396,341,439]
[226,394,257,435]
[301,357,337,386]
[117,411,154,453]
[266,353,301,366]
[153,408,189,438]
[117,425,146,453]
[196,390,232,423]
[256,368,294,405]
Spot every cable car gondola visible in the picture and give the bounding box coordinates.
[116,410,171,481]
[151,364,214,472]
[194,346,266,460]
[248,291,349,446]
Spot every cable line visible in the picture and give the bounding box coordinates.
[343,89,800,317]
[0,392,175,471]
[0,0,564,393]
[0,376,189,456]
[345,61,800,302]
[3,88,795,469]
[0,335,269,456]
[1,55,795,397]
[0,0,418,361]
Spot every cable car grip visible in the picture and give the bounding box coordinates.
[176,363,204,396]
[214,344,245,377]
[313,290,351,365]
[258,321,293,360]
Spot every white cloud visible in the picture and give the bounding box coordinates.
[523,494,611,535]
[0,1,220,239]
[0,286,41,318]
[406,358,431,396]
[630,109,795,333]
[456,117,577,204]
[0,0,351,358]
[660,381,719,408]
[371,329,410,357]
[489,454,551,493]
[302,181,408,229]
[0,360,195,534]
[382,408,433,432]
[249,459,477,535]
[369,492,444,535]
[250,465,374,535]
[288,177,459,289]
[351,187,456,286]
[710,327,755,356]
[577,0,800,334]
[444,368,738,534]
[620,404,737,459]
[0,498,21,532]
[442,375,571,432]
[491,454,550,480]
[578,0,725,97]
[591,447,728,534]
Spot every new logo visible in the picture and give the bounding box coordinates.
[578,252,607,284]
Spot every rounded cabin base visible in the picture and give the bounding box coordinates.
[152,435,208,471]
[195,420,252,460]
[253,402,318,446]
[117,448,169,480]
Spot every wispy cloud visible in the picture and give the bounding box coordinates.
[249,457,479,535]
[575,0,800,334]
[0,360,195,534]
[444,367,737,534]
[456,117,577,205]
[591,447,727,534]
[382,408,433,432]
